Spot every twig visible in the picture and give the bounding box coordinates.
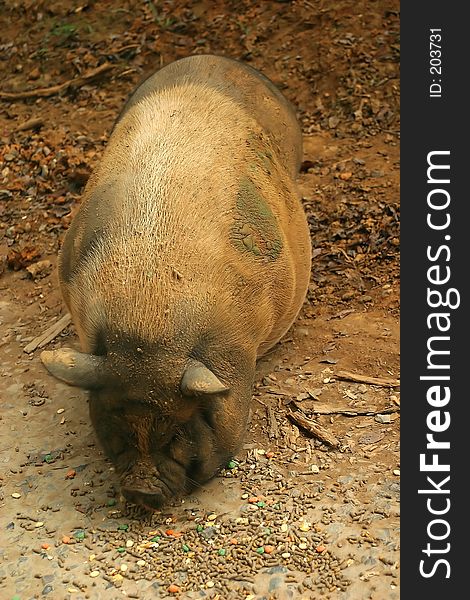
[266,405,279,439]
[377,127,400,137]
[326,308,355,321]
[23,314,71,354]
[335,370,400,388]
[287,410,340,448]
[292,400,400,417]
[373,76,399,87]
[0,63,114,101]
[116,68,139,79]
[13,117,44,132]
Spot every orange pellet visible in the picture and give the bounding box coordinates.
[168,584,180,593]
[316,545,326,553]
[248,496,259,503]
[41,543,50,550]
[266,451,275,458]
[229,538,238,545]
[62,536,72,544]
[264,545,275,554]
[65,469,76,479]
[165,529,182,538]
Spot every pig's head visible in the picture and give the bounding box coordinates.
[41,338,254,509]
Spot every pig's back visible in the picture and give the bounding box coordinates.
[117,54,302,176]
[60,56,311,356]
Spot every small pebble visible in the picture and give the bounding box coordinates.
[136,560,146,567]
[90,571,100,578]
[11,493,21,499]
[393,469,400,476]
[120,563,128,572]
[57,408,65,414]
[125,540,134,548]
[207,513,217,521]
[206,581,215,588]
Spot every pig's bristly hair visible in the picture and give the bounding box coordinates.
[65,80,311,360]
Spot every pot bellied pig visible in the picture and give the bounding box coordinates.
[41,55,312,509]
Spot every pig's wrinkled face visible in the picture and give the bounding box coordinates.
[40,337,256,510]
[88,376,251,510]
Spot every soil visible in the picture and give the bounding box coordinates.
[0,1,400,599]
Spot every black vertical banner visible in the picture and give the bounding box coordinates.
[401,3,466,598]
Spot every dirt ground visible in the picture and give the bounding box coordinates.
[0,1,400,599]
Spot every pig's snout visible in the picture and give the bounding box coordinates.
[121,486,166,510]
[121,464,170,510]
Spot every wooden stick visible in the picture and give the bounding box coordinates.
[292,400,400,417]
[335,369,400,388]
[287,410,340,448]
[13,117,44,132]
[1,63,114,101]
[24,314,71,354]
[266,404,279,439]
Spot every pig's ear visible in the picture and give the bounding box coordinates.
[40,348,106,389]
[181,360,229,396]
